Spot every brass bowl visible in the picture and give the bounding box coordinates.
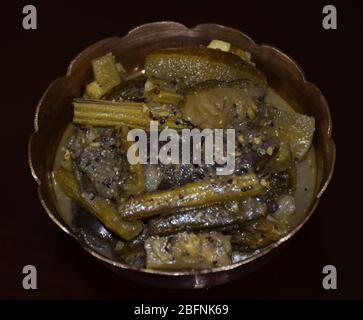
[28,22,335,289]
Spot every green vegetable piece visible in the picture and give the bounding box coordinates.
[147,89,184,106]
[114,241,146,269]
[118,173,263,221]
[261,140,292,173]
[92,53,122,92]
[265,106,315,160]
[148,200,266,236]
[103,76,146,102]
[230,219,288,251]
[148,205,238,236]
[144,47,267,86]
[119,125,145,197]
[145,231,232,270]
[73,98,186,129]
[230,196,295,250]
[182,80,265,128]
[53,168,143,240]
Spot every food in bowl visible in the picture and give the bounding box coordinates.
[52,39,316,270]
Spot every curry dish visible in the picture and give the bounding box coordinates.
[52,40,316,270]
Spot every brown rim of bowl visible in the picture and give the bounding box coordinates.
[28,21,336,276]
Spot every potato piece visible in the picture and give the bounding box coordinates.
[85,81,105,99]
[207,39,254,65]
[92,53,122,91]
[230,47,254,65]
[145,232,232,270]
[207,39,231,52]
[85,53,124,99]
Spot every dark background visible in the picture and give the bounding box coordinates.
[1,0,362,299]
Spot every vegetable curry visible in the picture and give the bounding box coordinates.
[52,40,316,270]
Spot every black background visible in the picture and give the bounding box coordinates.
[1,0,362,299]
